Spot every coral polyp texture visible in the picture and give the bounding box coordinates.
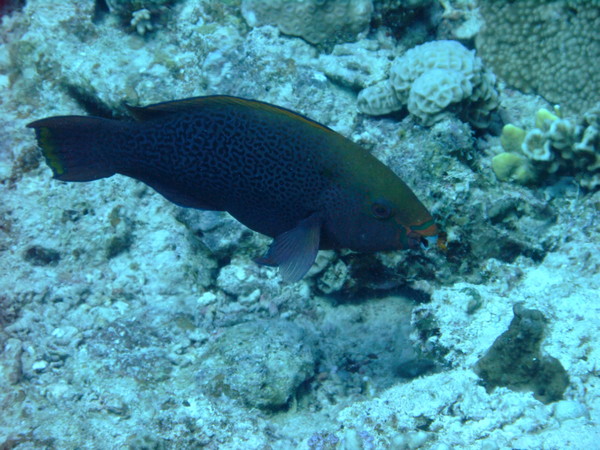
[241,0,373,45]
[492,105,600,190]
[357,40,499,128]
[476,0,600,114]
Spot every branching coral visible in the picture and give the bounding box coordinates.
[492,104,600,190]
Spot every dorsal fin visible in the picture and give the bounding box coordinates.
[124,104,167,121]
[125,95,334,133]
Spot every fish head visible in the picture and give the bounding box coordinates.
[348,195,441,252]
[319,134,444,254]
[322,176,443,253]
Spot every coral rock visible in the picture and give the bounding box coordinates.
[358,40,499,128]
[241,0,373,45]
[475,303,569,405]
[476,1,600,114]
[199,320,315,408]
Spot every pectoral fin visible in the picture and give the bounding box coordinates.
[255,213,322,282]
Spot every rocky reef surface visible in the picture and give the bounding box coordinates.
[0,0,599,448]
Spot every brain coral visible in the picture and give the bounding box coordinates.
[476,0,600,114]
[241,0,373,45]
[358,40,499,128]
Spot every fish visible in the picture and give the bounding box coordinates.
[27,95,442,282]
[0,0,22,17]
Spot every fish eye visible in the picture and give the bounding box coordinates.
[371,201,393,219]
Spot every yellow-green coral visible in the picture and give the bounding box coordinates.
[535,108,559,131]
[491,152,535,184]
[494,105,600,190]
[500,124,526,153]
[522,129,554,163]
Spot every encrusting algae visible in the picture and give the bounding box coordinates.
[28,95,444,281]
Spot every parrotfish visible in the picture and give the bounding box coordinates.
[28,96,442,282]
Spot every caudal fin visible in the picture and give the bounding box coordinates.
[27,116,119,181]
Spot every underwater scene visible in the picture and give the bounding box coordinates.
[0,0,599,448]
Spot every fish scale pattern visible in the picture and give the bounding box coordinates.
[29,96,441,281]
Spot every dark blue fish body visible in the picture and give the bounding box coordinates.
[28,96,441,281]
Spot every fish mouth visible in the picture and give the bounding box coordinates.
[409,218,439,237]
[407,220,446,251]
[407,231,425,249]
[422,235,437,249]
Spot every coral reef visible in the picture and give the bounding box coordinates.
[241,0,373,45]
[357,40,499,128]
[199,320,316,408]
[369,0,440,45]
[475,303,569,404]
[476,0,600,114]
[317,39,395,91]
[437,0,483,41]
[492,104,600,190]
[101,0,176,34]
